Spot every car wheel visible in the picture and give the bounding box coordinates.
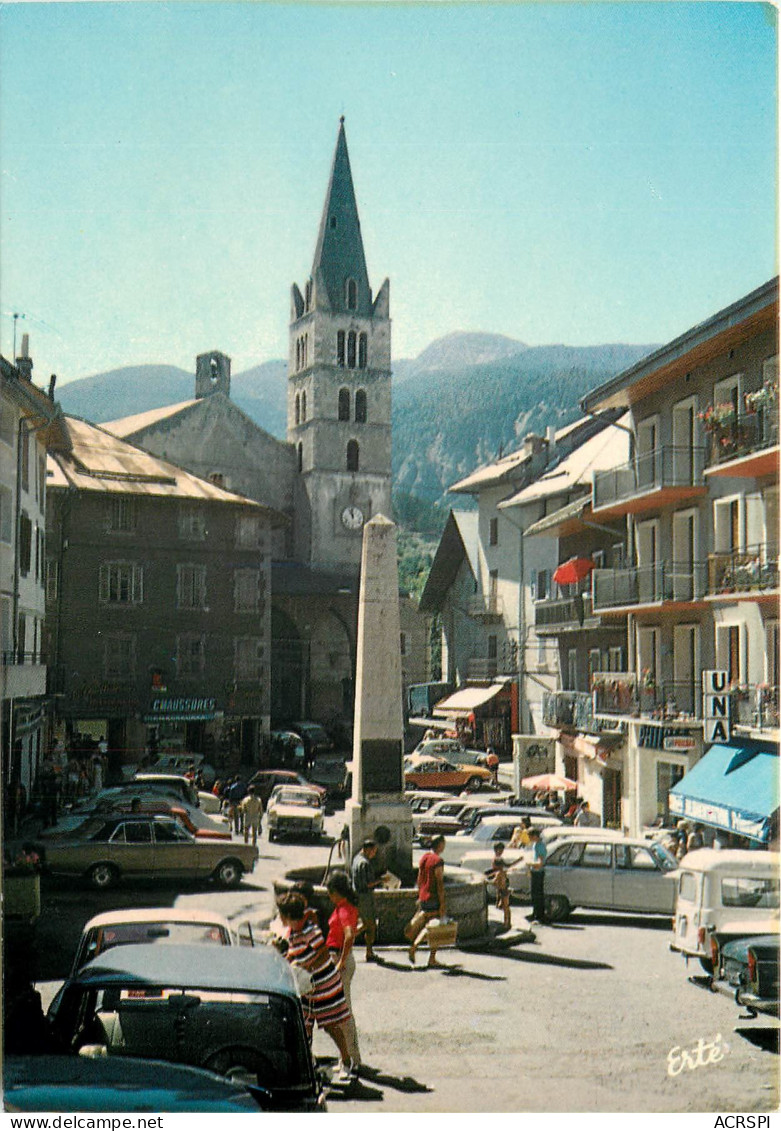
[544,894,571,922]
[214,859,243,888]
[466,776,482,792]
[268,829,277,842]
[86,862,118,891]
[699,956,714,975]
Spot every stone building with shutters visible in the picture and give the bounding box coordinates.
[45,415,285,770]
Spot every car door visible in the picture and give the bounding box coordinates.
[152,819,201,877]
[109,821,155,877]
[557,840,614,908]
[613,843,677,913]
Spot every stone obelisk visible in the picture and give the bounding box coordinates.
[346,514,413,877]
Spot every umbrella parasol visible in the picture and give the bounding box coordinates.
[521,772,578,791]
[552,557,595,586]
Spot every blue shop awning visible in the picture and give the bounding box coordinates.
[669,742,779,843]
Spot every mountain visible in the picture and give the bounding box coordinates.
[54,335,657,511]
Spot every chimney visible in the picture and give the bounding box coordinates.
[546,425,556,451]
[48,374,57,400]
[16,333,33,381]
[523,432,545,458]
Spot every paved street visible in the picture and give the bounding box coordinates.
[27,795,778,1115]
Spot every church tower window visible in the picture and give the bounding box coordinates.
[301,391,307,421]
[295,394,300,425]
[338,388,350,421]
[346,440,359,472]
[358,333,367,369]
[346,278,358,310]
[295,340,300,371]
[337,331,345,367]
[347,331,356,369]
[297,442,303,472]
[355,389,367,423]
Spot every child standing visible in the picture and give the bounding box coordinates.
[486,841,511,930]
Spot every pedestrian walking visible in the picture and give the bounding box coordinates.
[326,872,362,1072]
[528,826,547,924]
[404,834,447,967]
[276,892,355,1084]
[486,841,512,930]
[227,777,246,834]
[240,787,263,846]
[350,839,380,961]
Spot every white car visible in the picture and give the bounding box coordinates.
[460,826,633,892]
[267,785,324,842]
[71,908,235,974]
[440,813,560,866]
[499,832,678,920]
[406,790,452,836]
[198,790,222,814]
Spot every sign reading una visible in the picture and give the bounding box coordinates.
[702,670,731,744]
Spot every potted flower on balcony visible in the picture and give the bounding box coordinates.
[744,381,778,415]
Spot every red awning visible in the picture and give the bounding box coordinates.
[553,557,595,586]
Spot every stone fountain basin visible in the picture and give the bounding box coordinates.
[273,864,488,944]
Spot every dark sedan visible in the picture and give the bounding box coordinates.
[716,934,780,1018]
[47,944,325,1111]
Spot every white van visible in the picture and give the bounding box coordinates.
[671,848,780,972]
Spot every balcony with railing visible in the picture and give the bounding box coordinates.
[592,671,702,721]
[466,593,504,621]
[592,446,706,517]
[593,561,707,612]
[534,592,596,633]
[703,396,779,479]
[731,684,779,734]
[706,544,779,600]
[542,689,596,731]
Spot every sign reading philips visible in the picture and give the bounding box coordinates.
[702,670,731,744]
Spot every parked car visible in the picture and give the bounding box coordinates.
[459,825,621,889]
[713,933,780,1018]
[410,737,490,767]
[249,769,327,806]
[266,785,324,842]
[417,794,513,837]
[39,784,199,839]
[459,804,561,834]
[150,754,216,787]
[198,790,222,814]
[134,773,200,808]
[671,849,780,973]
[440,813,560,866]
[270,730,306,764]
[288,721,333,759]
[502,833,678,920]
[46,944,325,1111]
[41,792,229,842]
[404,753,494,793]
[406,790,452,835]
[71,908,236,974]
[36,814,258,890]
[3,1055,264,1113]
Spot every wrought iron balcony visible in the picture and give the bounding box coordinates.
[593,561,707,610]
[731,684,779,732]
[705,410,779,471]
[592,445,705,514]
[592,672,701,720]
[706,544,779,597]
[534,592,595,631]
[542,689,596,730]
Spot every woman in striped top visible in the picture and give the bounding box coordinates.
[276,892,354,1080]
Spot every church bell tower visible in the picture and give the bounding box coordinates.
[288,118,392,572]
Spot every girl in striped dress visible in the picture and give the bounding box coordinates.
[276,892,354,1080]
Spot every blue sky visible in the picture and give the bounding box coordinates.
[0,1,776,383]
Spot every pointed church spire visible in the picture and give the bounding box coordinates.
[310,118,372,315]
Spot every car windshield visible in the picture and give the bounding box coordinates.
[275,790,319,807]
[53,984,311,1093]
[83,922,229,964]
